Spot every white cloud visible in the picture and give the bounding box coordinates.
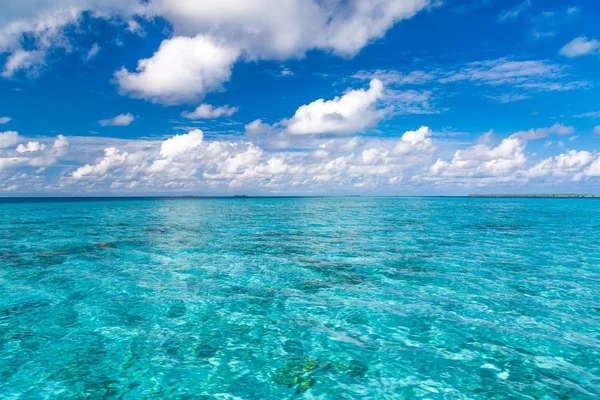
[6,126,600,193]
[440,59,563,87]
[158,129,204,159]
[430,135,527,182]
[513,123,575,140]
[0,131,20,148]
[84,43,100,61]
[560,36,600,58]
[55,126,437,192]
[114,35,240,105]
[354,69,436,86]
[53,134,69,148]
[16,141,45,153]
[284,79,386,135]
[182,104,238,119]
[0,117,11,124]
[527,150,595,181]
[2,1,432,108]
[99,113,135,127]
[485,93,531,103]
[574,111,600,118]
[498,0,530,22]
[72,147,129,179]
[0,2,142,77]
[2,50,45,77]
[0,157,28,172]
[146,0,431,58]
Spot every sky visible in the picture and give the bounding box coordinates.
[0,0,599,196]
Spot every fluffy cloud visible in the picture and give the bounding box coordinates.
[114,35,240,105]
[284,79,386,135]
[0,131,20,148]
[158,129,204,159]
[0,134,70,179]
[72,147,129,180]
[16,141,45,153]
[182,104,238,119]
[53,134,69,148]
[527,150,595,181]
[2,1,433,105]
[0,117,11,124]
[99,113,135,127]
[244,79,391,143]
[145,0,431,58]
[430,135,527,183]
[113,0,432,105]
[560,36,600,58]
[5,126,600,193]
[58,126,436,192]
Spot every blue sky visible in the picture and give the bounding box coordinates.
[1,0,599,195]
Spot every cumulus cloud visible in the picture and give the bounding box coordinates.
[0,131,20,148]
[0,117,11,124]
[72,147,129,179]
[158,129,204,159]
[430,135,527,183]
[0,134,70,180]
[53,134,69,148]
[16,141,45,153]
[5,126,600,193]
[145,0,431,58]
[114,35,240,105]
[182,104,238,119]
[57,126,437,192]
[284,79,386,135]
[99,113,135,127]
[2,1,433,107]
[527,150,595,181]
[560,36,600,58]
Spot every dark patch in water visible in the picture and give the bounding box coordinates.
[167,302,187,319]
[297,281,330,292]
[93,242,117,249]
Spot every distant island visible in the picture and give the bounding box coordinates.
[469,194,600,198]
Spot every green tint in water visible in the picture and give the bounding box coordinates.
[0,198,599,398]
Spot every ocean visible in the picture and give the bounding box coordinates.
[0,197,599,398]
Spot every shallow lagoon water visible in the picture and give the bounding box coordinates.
[0,197,599,399]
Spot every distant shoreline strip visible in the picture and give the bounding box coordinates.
[469,194,600,198]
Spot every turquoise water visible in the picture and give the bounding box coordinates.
[0,197,599,399]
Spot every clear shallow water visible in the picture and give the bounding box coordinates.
[0,197,599,399]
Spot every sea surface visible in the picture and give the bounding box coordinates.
[0,197,599,399]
